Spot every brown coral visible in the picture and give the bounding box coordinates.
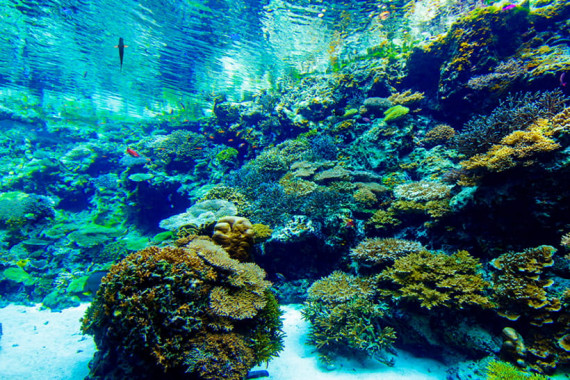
[308,271,375,305]
[422,124,456,146]
[212,216,255,261]
[491,245,558,322]
[350,238,424,269]
[461,128,560,172]
[381,250,492,310]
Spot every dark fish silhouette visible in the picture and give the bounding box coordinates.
[114,38,128,71]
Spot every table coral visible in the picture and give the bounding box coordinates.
[81,237,283,380]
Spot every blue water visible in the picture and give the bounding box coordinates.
[0,0,569,379]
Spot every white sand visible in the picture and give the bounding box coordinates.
[0,303,448,380]
[0,303,95,380]
[253,304,448,380]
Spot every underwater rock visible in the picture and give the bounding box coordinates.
[159,200,237,231]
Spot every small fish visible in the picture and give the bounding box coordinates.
[126,147,140,157]
[239,143,246,148]
[379,11,390,20]
[228,139,234,142]
[114,38,128,71]
[83,71,87,78]
[561,72,567,87]
[502,4,516,10]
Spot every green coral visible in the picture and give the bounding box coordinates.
[485,360,550,380]
[216,147,239,162]
[303,271,396,366]
[381,250,492,310]
[383,105,409,123]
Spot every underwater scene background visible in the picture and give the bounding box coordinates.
[0,0,569,378]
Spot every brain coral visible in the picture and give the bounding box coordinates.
[81,237,283,380]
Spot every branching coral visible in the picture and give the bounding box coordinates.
[304,271,396,366]
[388,90,425,107]
[461,128,560,172]
[381,250,492,310]
[307,271,375,304]
[453,90,567,157]
[81,238,282,379]
[421,124,456,146]
[491,245,557,322]
[485,359,548,380]
[350,238,424,269]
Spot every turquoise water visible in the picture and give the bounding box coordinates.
[0,0,569,379]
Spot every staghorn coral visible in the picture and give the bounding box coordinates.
[453,90,567,157]
[304,271,396,366]
[381,250,492,310]
[252,223,273,243]
[350,238,424,269]
[302,296,396,366]
[81,239,282,380]
[212,216,255,262]
[307,271,374,305]
[485,359,549,380]
[367,208,401,230]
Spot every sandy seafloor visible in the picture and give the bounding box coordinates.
[0,303,462,380]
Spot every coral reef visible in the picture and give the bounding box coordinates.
[81,238,283,379]
[350,238,424,270]
[380,250,492,310]
[303,271,396,365]
[212,216,255,261]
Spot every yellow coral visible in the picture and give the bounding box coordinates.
[461,129,560,172]
[381,250,492,310]
[209,287,268,320]
[308,271,375,304]
[388,90,425,106]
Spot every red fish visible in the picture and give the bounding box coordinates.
[126,147,140,157]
